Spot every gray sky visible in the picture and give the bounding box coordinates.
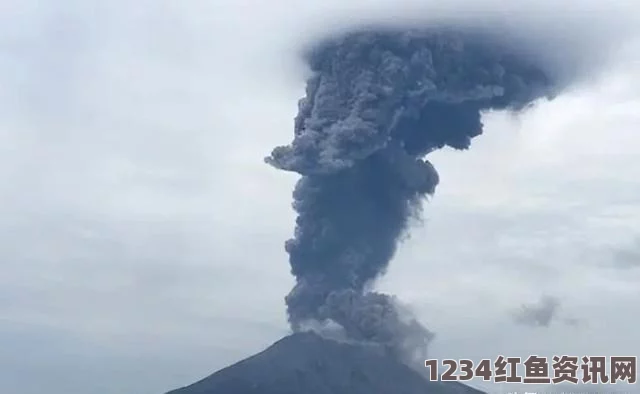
[1,1,639,393]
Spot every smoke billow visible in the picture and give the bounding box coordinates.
[266,27,558,358]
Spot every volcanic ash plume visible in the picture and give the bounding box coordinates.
[266,28,556,358]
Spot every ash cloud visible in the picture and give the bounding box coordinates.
[611,240,640,270]
[266,26,564,357]
[512,295,561,327]
[511,295,583,328]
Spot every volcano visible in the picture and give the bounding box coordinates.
[165,332,486,394]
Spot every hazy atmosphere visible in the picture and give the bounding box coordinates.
[1,1,640,393]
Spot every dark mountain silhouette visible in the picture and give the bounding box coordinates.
[165,332,486,394]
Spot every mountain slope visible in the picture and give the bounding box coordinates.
[166,332,485,394]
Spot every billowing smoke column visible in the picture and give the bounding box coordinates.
[266,27,556,357]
